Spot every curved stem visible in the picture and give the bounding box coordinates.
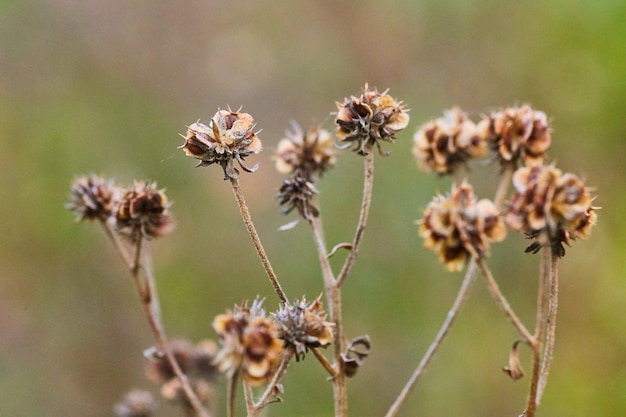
[336,152,374,287]
[230,178,288,305]
[494,165,514,211]
[254,350,295,410]
[384,260,478,417]
[477,258,535,344]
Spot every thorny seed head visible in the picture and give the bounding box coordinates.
[67,175,119,222]
[275,122,337,179]
[506,165,598,257]
[413,107,487,175]
[477,105,551,167]
[335,83,409,155]
[115,181,173,242]
[212,299,284,386]
[419,182,506,271]
[273,295,334,361]
[144,339,218,410]
[113,390,157,417]
[277,176,320,220]
[180,108,262,179]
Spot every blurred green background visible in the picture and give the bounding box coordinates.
[1,0,624,416]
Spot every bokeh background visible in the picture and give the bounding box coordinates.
[1,1,624,416]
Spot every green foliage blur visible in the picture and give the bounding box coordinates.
[1,1,624,416]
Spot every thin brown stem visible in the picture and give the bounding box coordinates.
[243,379,256,417]
[311,346,337,377]
[254,350,295,410]
[229,178,288,305]
[227,372,238,417]
[384,260,478,417]
[336,151,374,287]
[494,165,514,211]
[536,252,559,405]
[477,258,535,344]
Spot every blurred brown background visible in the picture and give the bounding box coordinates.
[1,0,624,416]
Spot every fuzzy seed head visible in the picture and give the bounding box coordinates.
[67,175,119,222]
[413,107,487,174]
[275,123,337,178]
[335,84,409,155]
[419,182,506,271]
[115,181,173,242]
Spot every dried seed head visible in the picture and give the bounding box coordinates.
[477,105,551,167]
[506,165,597,256]
[273,295,334,361]
[275,123,337,178]
[212,299,284,386]
[419,182,506,271]
[113,390,157,417]
[413,107,487,175]
[115,181,173,242]
[67,175,119,222]
[144,339,217,410]
[180,108,262,179]
[277,176,320,220]
[335,84,409,155]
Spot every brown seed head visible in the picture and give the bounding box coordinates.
[277,176,320,220]
[419,182,506,271]
[67,175,119,222]
[273,295,334,361]
[212,299,284,386]
[180,108,262,179]
[506,165,597,256]
[477,105,551,167]
[413,107,487,174]
[115,181,173,242]
[275,122,337,178]
[113,390,157,417]
[335,84,409,155]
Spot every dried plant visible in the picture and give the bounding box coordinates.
[68,86,597,417]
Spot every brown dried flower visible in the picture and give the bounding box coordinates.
[67,175,119,222]
[506,165,597,257]
[477,105,551,167]
[277,176,320,220]
[115,181,173,242]
[273,295,334,361]
[413,107,487,174]
[113,390,157,417]
[212,299,284,386]
[180,108,262,179]
[419,182,506,271]
[275,122,337,179]
[335,84,409,155]
[144,339,218,410]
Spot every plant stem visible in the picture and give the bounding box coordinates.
[227,372,238,417]
[477,259,535,344]
[494,165,514,210]
[336,151,374,288]
[311,346,337,377]
[384,260,478,417]
[230,178,288,305]
[536,251,559,405]
[254,350,295,410]
[243,379,256,417]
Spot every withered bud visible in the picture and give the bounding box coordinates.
[340,335,371,378]
[413,107,487,174]
[277,176,320,220]
[335,83,409,155]
[273,295,334,361]
[477,105,551,167]
[275,122,337,179]
[67,175,119,222]
[212,299,284,386]
[506,165,598,257]
[419,182,506,271]
[113,390,157,417]
[180,108,262,179]
[115,181,173,242]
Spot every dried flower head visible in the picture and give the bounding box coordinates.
[113,390,157,417]
[144,339,217,410]
[180,108,262,179]
[277,176,320,220]
[273,295,334,361]
[335,84,409,155]
[477,105,551,167]
[506,165,597,257]
[413,108,487,174]
[275,122,337,178]
[67,175,119,222]
[419,182,506,271]
[115,181,173,242]
[212,299,284,386]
